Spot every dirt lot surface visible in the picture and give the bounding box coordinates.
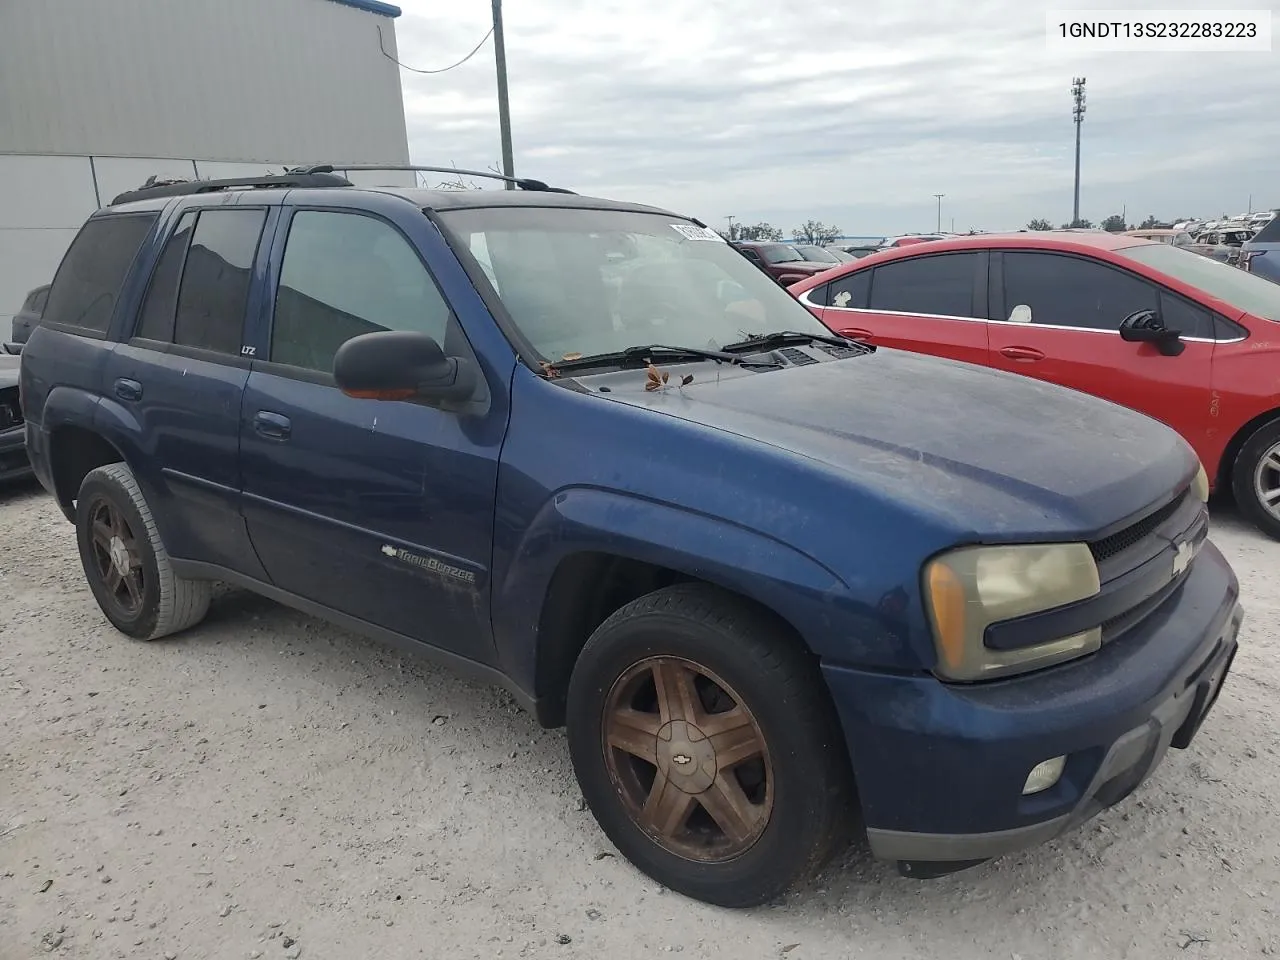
[1,478,1277,960]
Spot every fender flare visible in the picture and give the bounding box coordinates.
[491,486,852,696]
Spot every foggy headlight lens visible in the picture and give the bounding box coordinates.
[924,543,1101,682]
[1192,461,1210,503]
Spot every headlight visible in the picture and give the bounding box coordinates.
[923,543,1101,682]
[1192,461,1210,503]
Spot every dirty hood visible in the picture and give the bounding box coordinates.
[604,349,1195,539]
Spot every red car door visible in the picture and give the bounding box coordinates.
[803,251,990,367]
[987,250,1216,461]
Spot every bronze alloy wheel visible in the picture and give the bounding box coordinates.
[602,656,774,862]
[85,494,145,618]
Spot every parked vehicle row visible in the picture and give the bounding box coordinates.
[13,168,1243,910]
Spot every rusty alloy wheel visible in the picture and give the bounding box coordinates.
[602,656,774,862]
[85,495,146,618]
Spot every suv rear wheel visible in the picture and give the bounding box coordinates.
[75,463,212,639]
[566,583,855,907]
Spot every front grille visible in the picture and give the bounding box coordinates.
[1089,489,1187,564]
[0,388,22,431]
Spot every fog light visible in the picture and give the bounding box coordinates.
[1022,756,1066,795]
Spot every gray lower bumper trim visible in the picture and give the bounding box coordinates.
[866,814,1070,862]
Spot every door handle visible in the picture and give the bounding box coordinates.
[999,346,1045,362]
[838,327,875,341]
[253,411,292,440]
[114,378,143,402]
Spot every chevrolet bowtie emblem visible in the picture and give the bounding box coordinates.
[672,754,692,765]
[1172,539,1193,578]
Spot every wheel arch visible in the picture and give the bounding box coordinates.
[1217,406,1280,491]
[48,424,128,522]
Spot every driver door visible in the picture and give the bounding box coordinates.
[988,250,1216,457]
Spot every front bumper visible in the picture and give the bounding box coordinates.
[823,541,1241,870]
[0,424,31,481]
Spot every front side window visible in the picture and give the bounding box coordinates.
[437,207,831,361]
[867,253,979,318]
[271,210,454,373]
[172,209,267,355]
[1121,241,1280,322]
[43,214,158,334]
[1003,252,1155,330]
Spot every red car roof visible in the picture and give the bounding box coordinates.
[788,231,1158,295]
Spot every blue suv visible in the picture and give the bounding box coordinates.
[19,167,1242,907]
[1241,214,1280,284]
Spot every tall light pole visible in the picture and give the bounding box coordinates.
[933,194,945,233]
[492,0,515,189]
[726,215,736,239]
[1072,77,1086,226]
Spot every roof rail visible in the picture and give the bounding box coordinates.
[109,171,353,206]
[288,164,577,195]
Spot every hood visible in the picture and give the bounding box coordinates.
[598,349,1194,540]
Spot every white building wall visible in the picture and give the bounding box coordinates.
[0,0,414,330]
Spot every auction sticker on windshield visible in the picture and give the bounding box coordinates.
[670,224,726,242]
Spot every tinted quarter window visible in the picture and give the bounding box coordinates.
[271,211,454,373]
[43,214,157,334]
[1003,252,1155,330]
[1157,291,1214,339]
[173,209,266,355]
[868,253,978,317]
[136,212,196,342]
[827,270,870,309]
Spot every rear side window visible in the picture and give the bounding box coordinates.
[136,212,197,342]
[42,214,157,334]
[868,253,978,317]
[172,209,267,355]
[826,270,871,309]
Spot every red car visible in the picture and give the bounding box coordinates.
[789,231,1280,538]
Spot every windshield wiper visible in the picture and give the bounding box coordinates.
[720,330,870,353]
[549,344,781,374]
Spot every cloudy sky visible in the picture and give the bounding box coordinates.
[389,0,1277,237]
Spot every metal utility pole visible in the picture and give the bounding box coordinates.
[933,194,944,232]
[726,215,736,239]
[492,0,515,189]
[1072,77,1086,226]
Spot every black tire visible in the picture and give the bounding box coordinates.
[566,583,855,907]
[75,463,212,640]
[1231,420,1280,540]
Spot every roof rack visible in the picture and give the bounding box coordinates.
[110,171,352,206]
[288,164,577,194]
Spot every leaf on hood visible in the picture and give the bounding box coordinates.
[681,374,694,385]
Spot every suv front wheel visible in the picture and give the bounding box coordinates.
[566,583,855,907]
[75,463,212,640]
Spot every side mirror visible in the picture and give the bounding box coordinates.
[1,342,22,356]
[1119,309,1185,356]
[333,330,477,403]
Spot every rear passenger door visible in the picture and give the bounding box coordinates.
[237,200,507,663]
[104,203,276,578]
[811,252,990,367]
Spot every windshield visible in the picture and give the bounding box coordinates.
[438,207,831,360]
[753,244,805,264]
[1121,242,1280,322]
[793,245,841,263]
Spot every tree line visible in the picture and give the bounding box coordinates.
[1025,214,1188,232]
[718,220,843,244]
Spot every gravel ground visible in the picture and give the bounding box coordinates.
[1,477,1277,960]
